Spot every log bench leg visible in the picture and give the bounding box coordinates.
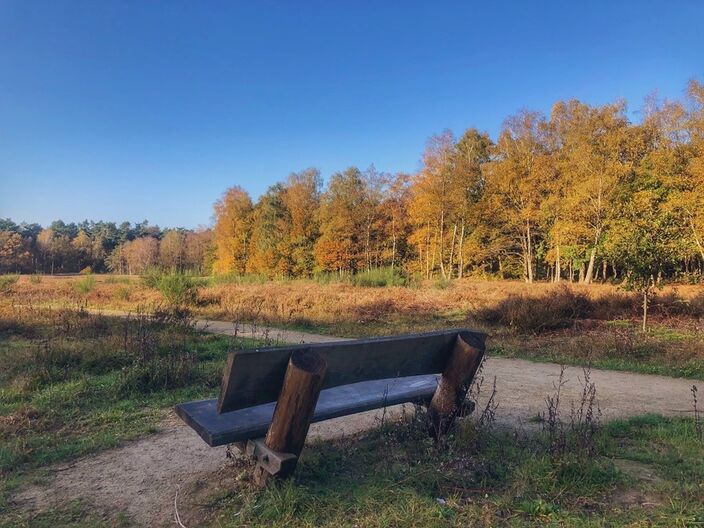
[253,349,328,487]
[428,334,483,438]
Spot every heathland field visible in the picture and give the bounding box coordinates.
[1,274,703,526]
[7,273,704,376]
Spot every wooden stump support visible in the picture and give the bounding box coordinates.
[428,334,483,438]
[252,348,328,487]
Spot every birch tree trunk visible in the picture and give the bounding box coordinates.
[448,223,457,280]
[391,217,396,271]
[690,216,704,263]
[525,220,534,283]
[584,246,597,284]
[458,219,465,279]
[439,209,447,279]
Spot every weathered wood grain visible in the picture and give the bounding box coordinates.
[217,328,485,413]
[253,349,328,486]
[245,439,297,475]
[428,334,484,437]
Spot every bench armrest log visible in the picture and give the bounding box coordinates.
[428,334,483,437]
[253,349,328,487]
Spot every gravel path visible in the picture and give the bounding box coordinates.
[14,318,700,527]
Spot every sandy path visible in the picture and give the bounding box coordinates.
[193,318,350,343]
[14,319,700,527]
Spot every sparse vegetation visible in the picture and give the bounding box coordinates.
[0,275,18,294]
[169,412,703,527]
[153,273,204,306]
[1,277,703,525]
[0,304,253,474]
[4,275,704,380]
[73,274,96,295]
[351,267,407,288]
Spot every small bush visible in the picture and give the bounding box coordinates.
[79,266,93,275]
[0,274,19,293]
[140,267,163,288]
[154,273,203,306]
[29,274,43,284]
[352,267,407,288]
[433,275,451,290]
[74,275,96,295]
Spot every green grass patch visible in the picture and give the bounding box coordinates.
[199,415,703,527]
[73,274,96,295]
[0,305,266,526]
[488,323,704,380]
[351,267,408,288]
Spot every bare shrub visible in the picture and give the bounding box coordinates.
[570,368,602,456]
[114,307,201,395]
[693,385,702,441]
[542,366,601,458]
[477,375,499,430]
[543,366,568,455]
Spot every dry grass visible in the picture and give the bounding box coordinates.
[203,279,704,337]
[6,274,704,335]
[5,274,704,378]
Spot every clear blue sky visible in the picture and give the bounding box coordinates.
[1,1,702,229]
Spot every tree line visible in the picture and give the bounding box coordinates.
[2,80,703,284]
[0,218,211,275]
[212,80,704,284]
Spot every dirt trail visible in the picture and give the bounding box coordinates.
[14,319,700,527]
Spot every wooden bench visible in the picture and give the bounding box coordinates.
[176,328,486,486]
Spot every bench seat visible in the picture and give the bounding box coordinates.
[176,374,441,446]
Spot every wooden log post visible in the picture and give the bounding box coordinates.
[252,349,328,487]
[428,334,483,438]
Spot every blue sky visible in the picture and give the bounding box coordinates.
[1,1,702,229]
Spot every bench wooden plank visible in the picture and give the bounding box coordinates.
[217,328,485,413]
[177,374,441,446]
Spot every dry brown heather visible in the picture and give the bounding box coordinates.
[7,274,704,336]
[7,274,702,380]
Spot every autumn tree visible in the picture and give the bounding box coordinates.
[71,230,94,271]
[37,228,75,274]
[548,100,631,283]
[380,173,412,271]
[603,151,688,330]
[212,186,253,275]
[408,131,456,279]
[451,129,493,278]
[0,231,32,273]
[159,230,186,271]
[125,237,159,274]
[678,80,704,266]
[314,167,368,273]
[481,111,554,282]
[248,184,290,277]
[184,229,213,274]
[278,168,322,277]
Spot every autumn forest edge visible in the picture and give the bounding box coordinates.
[2,80,704,286]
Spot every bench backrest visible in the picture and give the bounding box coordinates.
[217,328,486,413]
